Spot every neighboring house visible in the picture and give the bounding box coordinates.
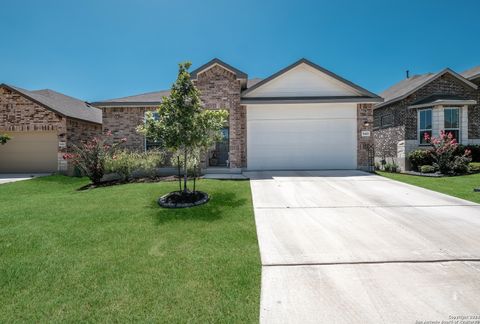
[92,58,382,172]
[0,84,102,173]
[373,67,480,170]
[1,58,382,173]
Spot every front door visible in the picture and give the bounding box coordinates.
[209,127,229,167]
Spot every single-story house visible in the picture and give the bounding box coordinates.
[0,84,102,173]
[92,58,382,172]
[373,67,480,171]
[1,58,382,173]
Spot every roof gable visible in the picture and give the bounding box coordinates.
[190,58,248,79]
[242,58,381,101]
[376,68,478,109]
[461,66,480,80]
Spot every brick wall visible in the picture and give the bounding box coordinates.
[194,65,245,168]
[357,103,374,170]
[0,86,102,173]
[101,106,156,151]
[0,86,66,133]
[66,118,102,149]
[373,73,480,168]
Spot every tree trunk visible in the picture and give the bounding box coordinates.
[183,150,188,194]
[193,165,196,193]
[177,155,182,192]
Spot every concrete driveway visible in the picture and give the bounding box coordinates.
[0,173,49,184]
[245,170,480,323]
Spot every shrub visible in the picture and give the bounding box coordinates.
[456,145,480,162]
[469,162,480,173]
[452,155,472,174]
[424,131,471,175]
[420,165,436,173]
[105,149,166,180]
[408,149,434,171]
[384,162,399,173]
[105,150,140,181]
[139,149,166,178]
[64,132,126,184]
[0,134,11,145]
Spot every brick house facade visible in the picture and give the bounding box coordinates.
[93,58,381,172]
[193,64,246,169]
[0,84,102,173]
[373,70,480,171]
[2,58,382,173]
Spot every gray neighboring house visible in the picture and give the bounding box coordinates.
[373,67,480,170]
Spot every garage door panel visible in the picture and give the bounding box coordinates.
[0,132,58,173]
[247,104,357,170]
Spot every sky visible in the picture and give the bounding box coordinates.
[0,0,478,101]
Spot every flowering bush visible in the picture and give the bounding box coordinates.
[0,134,11,145]
[424,131,471,175]
[64,132,126,184]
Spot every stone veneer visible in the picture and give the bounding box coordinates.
[357,103,375,171]
[193,65,245,169]
[0,86,101,173]
[373,73,480,170]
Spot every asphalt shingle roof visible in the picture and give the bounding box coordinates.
[376,68,478,109]
[461,66,480,80]
[379,73,436,104]
[93,79,265,106]
[2,84,102,124]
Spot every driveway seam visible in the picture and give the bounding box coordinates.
[262,258,480,267]
[255,204,480,209]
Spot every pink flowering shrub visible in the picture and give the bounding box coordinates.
[424,131,471,174]
[64,132,127,184]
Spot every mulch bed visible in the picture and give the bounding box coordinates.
[78,176,178,190]
[158,191,209,208]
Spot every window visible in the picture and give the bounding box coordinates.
[418,109,432,144]
[444,107,460,140]
[381,114,393,127]
[373,116,381,129]
[145,111,162,151]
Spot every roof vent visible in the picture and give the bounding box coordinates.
[406,70,410,79]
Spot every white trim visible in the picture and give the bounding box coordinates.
[408,99,477,109]
[418,108,432,145]
[443,107,461,141]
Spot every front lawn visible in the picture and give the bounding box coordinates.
[377,171,480,204]
[0,176,260,322]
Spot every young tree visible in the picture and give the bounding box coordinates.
[138,62,228,195]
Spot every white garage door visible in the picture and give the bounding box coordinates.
[247,103,357,170]
[0,132,58,173]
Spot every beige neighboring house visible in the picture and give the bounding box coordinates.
[0,84,102,173]
[1,58,382,174]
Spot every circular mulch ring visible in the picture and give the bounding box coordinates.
[158,191,209,208]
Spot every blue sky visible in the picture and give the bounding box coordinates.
[0,0,478,101]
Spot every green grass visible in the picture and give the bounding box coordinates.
[377,171,480,204]
[0,176,260,323]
